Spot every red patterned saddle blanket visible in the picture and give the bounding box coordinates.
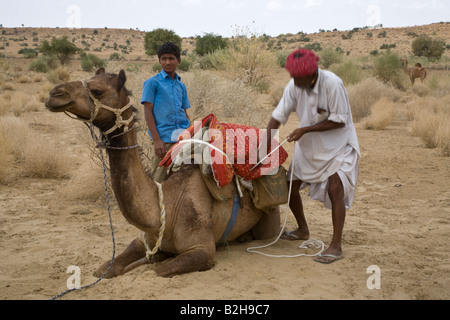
[160,114,288,188]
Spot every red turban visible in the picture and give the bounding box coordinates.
[285,49,319,77]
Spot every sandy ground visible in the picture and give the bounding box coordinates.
[0,94,449,300]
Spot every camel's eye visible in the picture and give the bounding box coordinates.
[91,90,103,97]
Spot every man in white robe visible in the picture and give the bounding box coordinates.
[262,49,360,264]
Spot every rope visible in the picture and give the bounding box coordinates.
[143,182,167,260]
[177,138,325,258]
[50,124,116,300]
[246,150,325,258]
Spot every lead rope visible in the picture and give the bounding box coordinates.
[246,147,325,258]
[50,93,117,301]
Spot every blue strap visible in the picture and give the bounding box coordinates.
[218,194,240,244]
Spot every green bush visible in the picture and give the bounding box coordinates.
[40,36,80,65]
[144,28,182,56]
[331,60,362,86]
[412,35,446,61]
[195,33,228,56]
[29,55,58,73]
[18,48,38,59]
[109,52,124,61]
[80,53,106,72]
[372,51,406,89]
[277,51,290,68]
[178,58,192,72]
[318,47,343,69]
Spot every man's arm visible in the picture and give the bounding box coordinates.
[287,120,345,142]
[143,102,167,158]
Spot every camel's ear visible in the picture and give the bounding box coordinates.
[96,68,106,75]
[117,70,126,91]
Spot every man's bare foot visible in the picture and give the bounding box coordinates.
[280,228,310,241]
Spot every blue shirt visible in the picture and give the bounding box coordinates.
[141,70,191,143]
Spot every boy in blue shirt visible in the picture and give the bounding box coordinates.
[141,42,191,182]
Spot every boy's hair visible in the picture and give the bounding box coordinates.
[157,42,181,59]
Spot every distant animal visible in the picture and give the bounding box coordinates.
[401,58,427,85]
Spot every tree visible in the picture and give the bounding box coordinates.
[144,28,182,56]
[40,36,80,65]
[195,33,228,56]
[412,35,445,61]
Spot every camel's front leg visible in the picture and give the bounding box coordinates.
[94,237,147,278]
[153,244,215,277]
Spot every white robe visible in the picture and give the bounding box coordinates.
[272,69,360,209]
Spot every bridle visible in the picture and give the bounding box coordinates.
[65,80,139,150]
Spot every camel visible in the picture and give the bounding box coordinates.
[401,58,427,85]
[45,68,281,278]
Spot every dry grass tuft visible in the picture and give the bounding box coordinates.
[361,97,397,130]
[0,116,71,179]
[58,160,112,202]
[347,77,400,122]
[407,95,450,155]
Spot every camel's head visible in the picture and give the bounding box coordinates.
[45,68,133,133]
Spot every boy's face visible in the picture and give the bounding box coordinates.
[159,53,181,74]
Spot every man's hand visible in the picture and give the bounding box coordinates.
[287,128,306,142]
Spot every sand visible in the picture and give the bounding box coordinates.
[0,24,449,301]
[0,99,449,300]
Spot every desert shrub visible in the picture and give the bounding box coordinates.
[29,54,58,73]
[412,35,446,61]
[17,75,32,83]
[144,28,182,56]
[0,116,70,178]
[81,53,107,72]
[408,95,450,155]
[331,60,362,86]
[195,33,228,56]
[361,97,396,130]
[347,77,400,121]
[318,47,343,69]
[40,36,80,65]
[277,51,290,68]
[47,67,70,84]
[0,128,14,182]
[109,52,124,61]
[0,93,12,116]
[18,48,38,59]
[210,27,277,93]
[178,58,192,72]
[59,160,109,201]
[372,51,407,89]
[183,70,262,127]
[426,72,450,97]
[198,49,228,70]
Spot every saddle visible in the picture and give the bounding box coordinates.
[160,114,289,211]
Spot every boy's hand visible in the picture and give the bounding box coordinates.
[154,139,167,159]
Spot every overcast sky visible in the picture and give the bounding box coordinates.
[1,0,449,37]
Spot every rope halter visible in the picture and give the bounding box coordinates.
[65,80,135,136]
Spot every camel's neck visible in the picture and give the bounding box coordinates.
[106,127,161,234]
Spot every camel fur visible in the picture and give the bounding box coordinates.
[401,58,427,85]
[45,68,281,278]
